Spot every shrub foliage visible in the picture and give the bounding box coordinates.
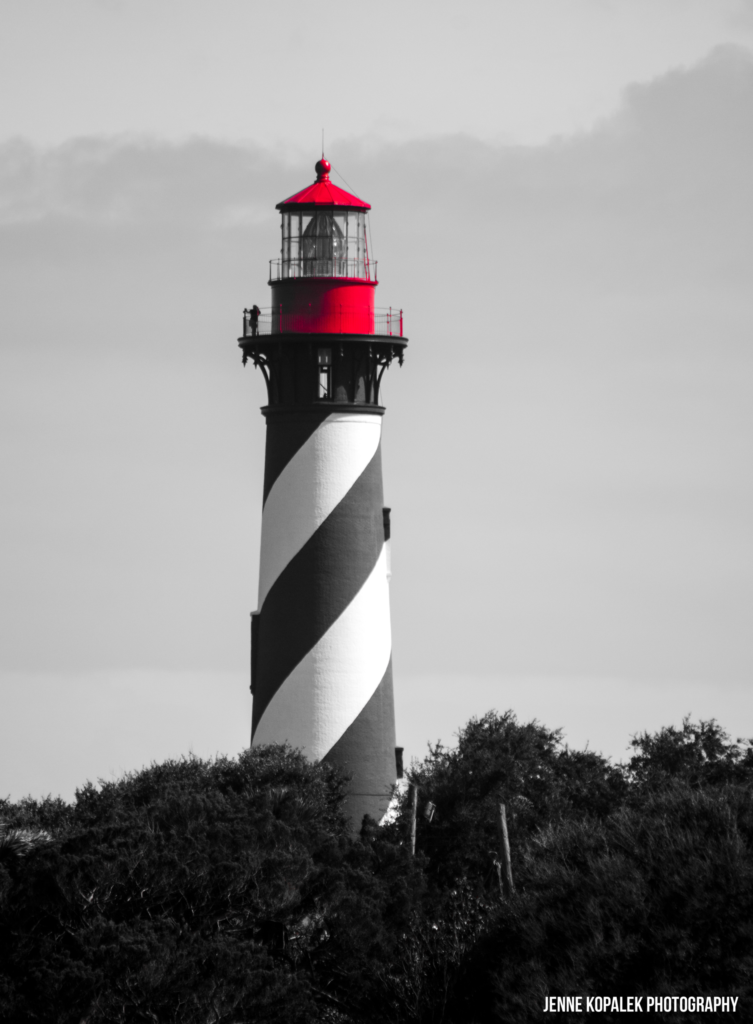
[1,715,752,1022]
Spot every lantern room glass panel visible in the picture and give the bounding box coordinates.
[302,213,345,275]
[279,209,371,279]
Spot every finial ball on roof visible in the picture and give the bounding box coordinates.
[315,158,331,179]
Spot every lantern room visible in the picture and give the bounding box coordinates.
[275,160,373,281]
[279,208,371,281]
[239,157,406,410]
[268,159,376,334]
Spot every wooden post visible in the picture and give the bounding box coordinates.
[409,783,418,857]
[496,803,514,897]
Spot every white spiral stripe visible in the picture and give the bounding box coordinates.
[252,544,392,760]
[257,413,382,610]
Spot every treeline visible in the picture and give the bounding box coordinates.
[1,712,752,1023]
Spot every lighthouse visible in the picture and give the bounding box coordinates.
[239,158,407,826]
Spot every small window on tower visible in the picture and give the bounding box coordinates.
[318,347,332,399]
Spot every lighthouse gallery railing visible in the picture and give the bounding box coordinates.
[243,306,404,338]
[269,257,377,282]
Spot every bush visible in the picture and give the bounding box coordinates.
[2,714,751,1023]
[0,748,354,1023]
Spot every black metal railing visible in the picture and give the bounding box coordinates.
[242,306,404,338]
[269,257,377,281]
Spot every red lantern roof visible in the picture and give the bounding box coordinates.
[276,159,371,211]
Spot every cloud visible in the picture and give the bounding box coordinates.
[2,43,752,227]
[0,136,289,227]
[0,42,750,325]
[1,46,752,683]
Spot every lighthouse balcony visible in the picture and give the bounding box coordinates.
[243,305,404,338]
[238,332,405,408]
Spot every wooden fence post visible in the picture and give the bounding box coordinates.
[409,783,418,857]
[495,802,515,897]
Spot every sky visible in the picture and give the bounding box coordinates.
[2,0,752,801]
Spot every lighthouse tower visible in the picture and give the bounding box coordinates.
[239,158,407,826]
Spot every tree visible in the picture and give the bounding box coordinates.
[476,781,753,1022]
[404,711,626,888]
[627,716,753,790]
[0,748,354,1023]
[3,713,751,1024]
